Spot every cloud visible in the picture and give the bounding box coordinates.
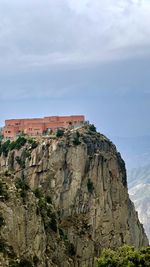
[0,54,149,101]
[0,0,150,71]
[0,0,150,102]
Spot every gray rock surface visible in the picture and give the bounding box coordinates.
[0,127,149,266]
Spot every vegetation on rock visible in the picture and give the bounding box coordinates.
[34,188,57,233]
[56,129,64,138]
[89,124,97,132]
[96,246,150,267]
[0,137,37,158]
[27,138,38,149]
[9,258,33,267]
[15,178,29,200]
[73,131,81,145]
[0,179,9,201]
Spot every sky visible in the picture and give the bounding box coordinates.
[0,0,150,144]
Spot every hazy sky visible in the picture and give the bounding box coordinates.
[0,0,150,139]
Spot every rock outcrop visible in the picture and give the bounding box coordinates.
[0,126,149,267]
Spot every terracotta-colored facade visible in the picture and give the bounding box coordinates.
[2,115,85,139]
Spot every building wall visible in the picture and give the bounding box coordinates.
[3,115,85,139]
[2,126,18,139]
[23,122,45,136]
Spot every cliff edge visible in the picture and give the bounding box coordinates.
[0,126,148,267]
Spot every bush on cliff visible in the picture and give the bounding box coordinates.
[0,179,9,201]
[0,140,11,156]
[73,131,81,146]
[96,245,150,267]
[15,178,29,200]
[56,129,64,138]
[0,137,27,157]
[14,136,27,150]
[89,124,96,132]
[28,138,38,149]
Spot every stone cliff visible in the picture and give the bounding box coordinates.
[0,126,149,267]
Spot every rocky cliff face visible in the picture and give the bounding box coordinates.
[0,126,149,267]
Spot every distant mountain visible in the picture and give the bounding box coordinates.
[128,165,150,241]
[111,136,150,241]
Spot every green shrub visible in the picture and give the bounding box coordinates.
[10,137,27,151]
[15,136,27,150]
[87,178,94,194]
[49,212,57,232]
[73,132,81,146]
[9,141,17,151]
[28,139,38,149]
[89,124,96,132]
[37,194,57,232]
[56,129,64,138]
[15,156,25,168]
[0,137,27,157]
[15,178,29,191]
[21,149,31,160]
[0,140,11,157]
[96,246,150,267]
[15,149,31,168]
[34,188,43,199]
[37,197,47,218]
[15,178,29,199]
[73,137,81,146]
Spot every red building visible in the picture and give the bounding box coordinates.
[2,115,85,139]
